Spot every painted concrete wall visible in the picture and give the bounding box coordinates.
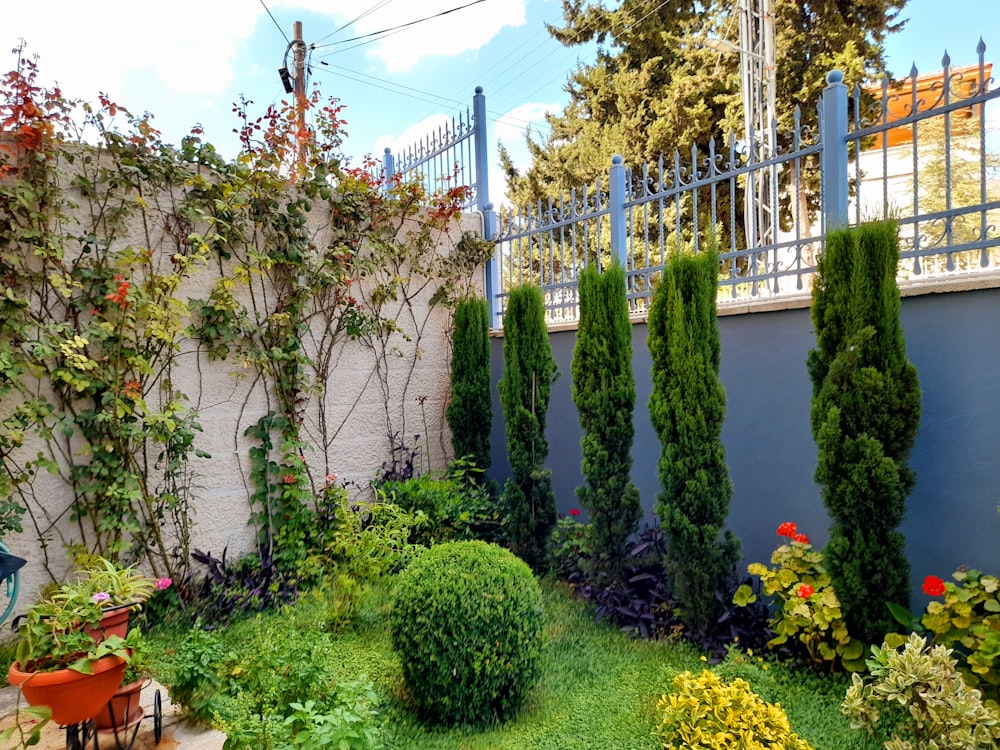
[489,285,1000,604]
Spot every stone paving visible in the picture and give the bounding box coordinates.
[0,679,225,750]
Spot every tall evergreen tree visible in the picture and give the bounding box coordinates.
[446,296,491,475]
[647,246,739,635]
[808,221,920,646]
[499,286,557,571]
[571,260,641,577]
[504,0,905,215]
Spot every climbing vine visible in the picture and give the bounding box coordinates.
[0,43,485,581]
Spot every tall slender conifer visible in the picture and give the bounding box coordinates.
[808,221,920,645]
[572,261,640,577]
[648,247,739,634]
[447,296,491,475]
[499,286,557,571]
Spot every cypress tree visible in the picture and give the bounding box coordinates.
[807,221,920,645]
[499,285,557,571]
[648,246,739,634]
[572,260,641,577]
[446,296,491,475]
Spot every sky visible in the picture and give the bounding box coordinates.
[3,0,996,206]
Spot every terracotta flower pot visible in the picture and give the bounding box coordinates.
[7,655,127,725]
[84,603,132,644]
[93,677,144,730]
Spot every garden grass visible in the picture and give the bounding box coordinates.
[146,580,863,749]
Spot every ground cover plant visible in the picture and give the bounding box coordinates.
[144,578,865,750]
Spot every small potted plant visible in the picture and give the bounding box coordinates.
[46,557,155,641]
[7,579,140,725]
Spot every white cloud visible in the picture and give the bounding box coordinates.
[373,114,453,158]
[4,1,260,100]
[352,0,528,73]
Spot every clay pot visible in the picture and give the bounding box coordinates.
[93,677,144,730]
[84,603,133,644]
[7,655,127,725]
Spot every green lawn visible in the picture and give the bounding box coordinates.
[147,580,864,750]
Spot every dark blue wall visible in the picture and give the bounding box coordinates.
[488,287,1000,604]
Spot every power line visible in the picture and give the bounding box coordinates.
[314,0,398,46]
[309,64,553,140]
[313,0,486,50]
[258,0,290,45]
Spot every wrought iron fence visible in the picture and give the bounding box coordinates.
[389,45,999,327]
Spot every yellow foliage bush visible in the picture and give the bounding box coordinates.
[654,670,813,750]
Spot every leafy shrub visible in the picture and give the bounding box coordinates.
[182,548,300,627]
[842,633,1000,750]
[890,568,1000,704]
[168,628,230,722]
[382,460,503,546]
[391,540,543,727]
[550,510,590,581]
[575,522,677,640]
[736,522,865,671]
[654,670,814,749]
[279,688,381,750]
[327,490,424,580]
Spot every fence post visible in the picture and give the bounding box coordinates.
[382,147,395,196]
[473,86,501,327]
[820,70,849,231]
[609,154,627,270]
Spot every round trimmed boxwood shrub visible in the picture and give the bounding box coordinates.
[390,540,543,727]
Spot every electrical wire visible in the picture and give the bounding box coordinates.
[313,0,398,46]
[258,0,290,45]
[313,0,486,51]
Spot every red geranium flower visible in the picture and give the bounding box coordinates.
[797,584,814,598]
[283,474,296,485]
[569,509,580,517]
[922,575,946,597]
[777,522,797,538]
[792,533,810,544]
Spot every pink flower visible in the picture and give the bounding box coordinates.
[155,577,172,591]
[777,522,797,538]
[326,473,337,483]
[792,533,810,545]
[91,591,111,603]
[283,474,296,485]
[569,509,580,517]
[797,584,814,599]
[923,575,946,597]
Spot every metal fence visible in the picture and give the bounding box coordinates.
[389,45,999,327]
[378,86,499,313]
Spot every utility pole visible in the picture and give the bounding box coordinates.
[293,20,308,168]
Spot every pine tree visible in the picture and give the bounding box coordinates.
[504,0,905,216]
[499,286,557,571]
[647,246,739,634]
[572,261,641,577]
[446,296,491,475]
[807,221,920,646]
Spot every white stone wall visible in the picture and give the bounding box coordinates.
[3,176,483,605]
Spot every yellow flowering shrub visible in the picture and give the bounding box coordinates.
[654,670,813,750]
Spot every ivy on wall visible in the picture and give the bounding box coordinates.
[0,44,490,581]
